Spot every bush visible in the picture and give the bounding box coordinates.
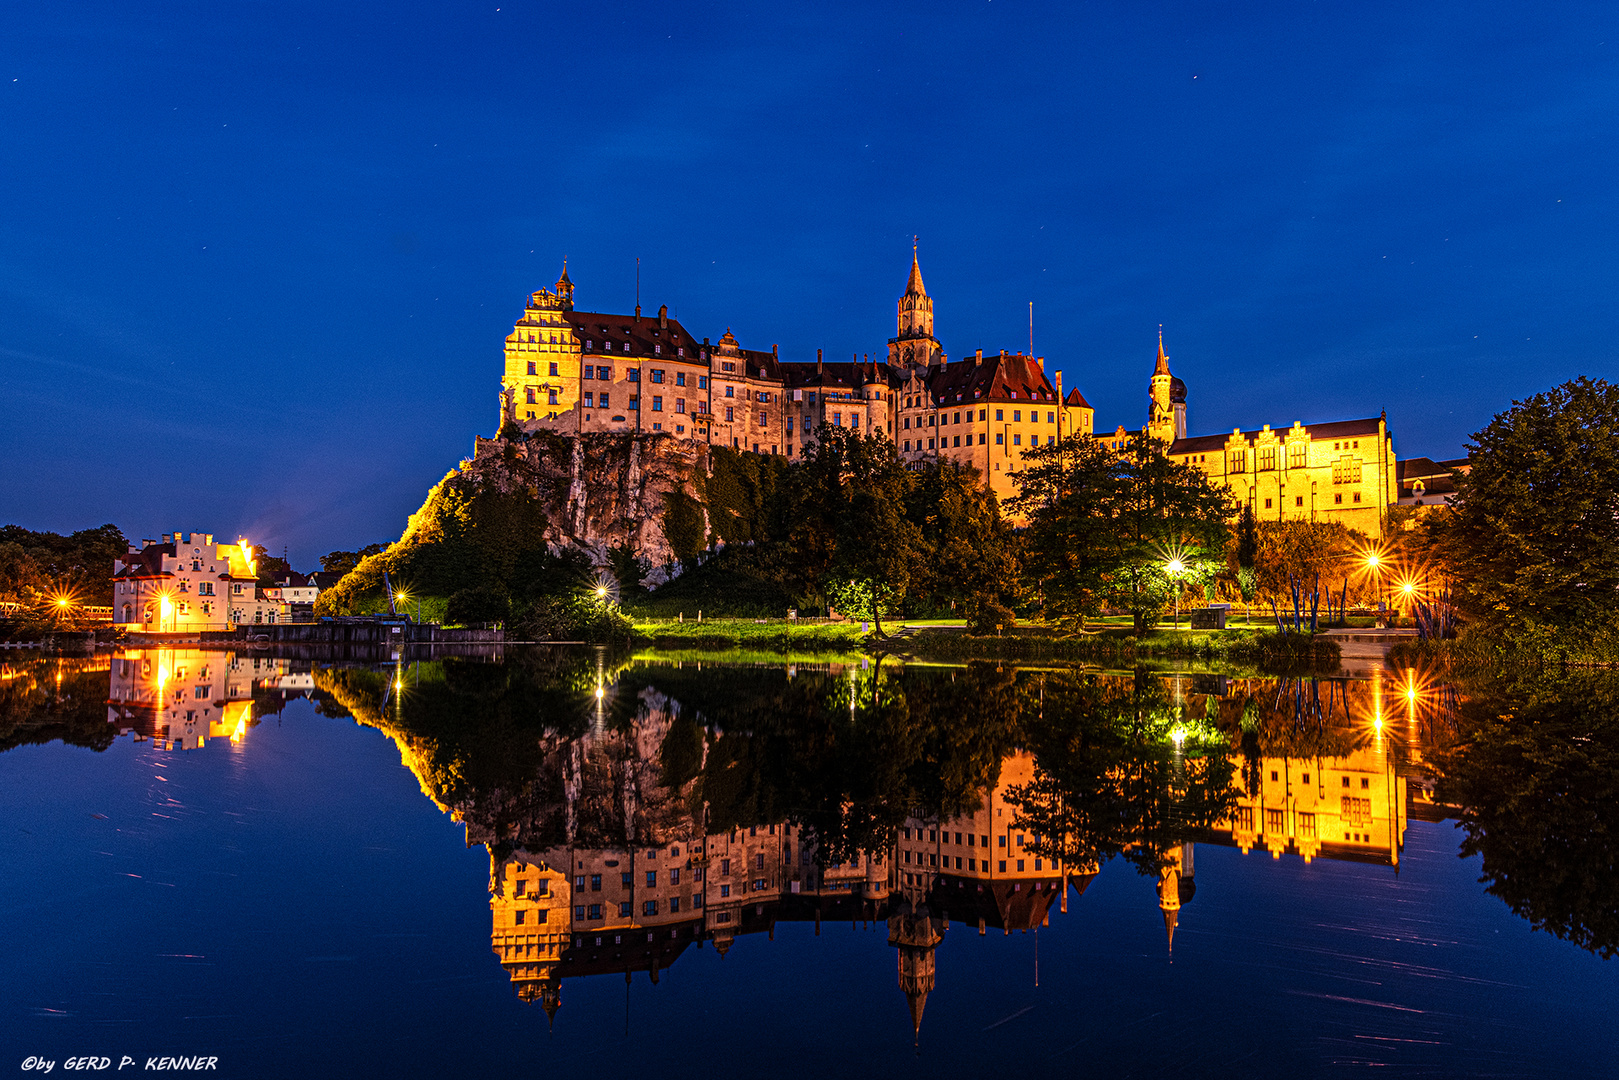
[966,596,1017,635]
[445,585,511,626]
[511,596,634,644]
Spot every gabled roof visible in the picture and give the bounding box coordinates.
[923,353,1059,406]
[564,309,703,361]
[779,359,894,391]
[112,544,173,580]
[1064,387,1093,410]
[1167,416,1386,456]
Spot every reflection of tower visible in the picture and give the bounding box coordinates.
[887,894,945,1047]
[1156,842,1197,954]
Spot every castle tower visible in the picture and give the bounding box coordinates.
[1155,842,1196,955]
[888,241,945,371]
[887,894,944,1046]
[1146,329,1187,444]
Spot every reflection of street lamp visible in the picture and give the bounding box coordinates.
[1166,558,1186,629]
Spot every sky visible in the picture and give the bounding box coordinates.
[2,1,1616,566]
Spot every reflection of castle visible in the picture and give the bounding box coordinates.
[479,743,1082,1040]
[104,648,300,750]
[384,666,1430,1042]
[1212,743,1407,867]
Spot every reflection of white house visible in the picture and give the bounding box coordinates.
[113,533,279,632]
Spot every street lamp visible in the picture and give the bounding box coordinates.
[1166,558,1186,629]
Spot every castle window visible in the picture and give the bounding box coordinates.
[903,440,910,451]
[654,345,661,355]
[583,393,594,407]
[678,347,684,357]
[953,411,961,424]
[1048,411,1055,424]
[629,396,639,410]
[722,362,736,373]
[526,361,536,376]
[1335,493,1343,504]
[581,367,592,381]
[1264,497,1273,509]
[1013,434,1021,446]
[1258,447,1277,470]
[979,434,986,444]
[1013,410,1022,422]
[725,406,734,422]
[1047,435,1055,445]
[675,372,686,387]
[903,417,910,429]
[599,392,609,407]
[979,409,986,421]
[953,436,961,447]
[758,411,768,427]
[623,342,630,353]
[651,370,664,383]
[786,418,793,434]
[928,415,936,426]
[1353,440,1359,448]
[1229,450,1247,473]
[652,396,663,412]
[996,434,1004,445]
[996,410,1004,421]
[698,376,708,390]
[676,399,686,414]
[1289,444,1306,468]
[599,366,611,379]
[586,340,593,350]
[725,386,734,398]
[525,388,536,404]
[928,438,935,449]
[1295,496,1304,507]
[549,363,559,377]
[628,369,640,382]
[548,390,558,405]
[1353,492,1361,503]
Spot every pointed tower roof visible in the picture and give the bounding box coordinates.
[905,238,927,297]
[907,984,929,1045]
[1163,908,1178,954]
[1154,327,1172,377]
[557,261,572,287]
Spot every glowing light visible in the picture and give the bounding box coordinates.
[1171,727,1186,747]
[596,586,607,599]
[594,686,604,700]
[1166,559,1185,576]
[1365,553,1381,569]
[231,718,246,741]
[54,597,71,609]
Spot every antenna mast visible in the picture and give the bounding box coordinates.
[1029,302,1034,357]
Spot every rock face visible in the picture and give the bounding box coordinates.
[431,430,707,585]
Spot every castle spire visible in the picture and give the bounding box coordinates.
[906,238,926,297]
[1155,325,1171,377]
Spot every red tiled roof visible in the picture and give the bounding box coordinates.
[1064,387,1093,410]
[919,353,1059,406]
[564,309,703,361]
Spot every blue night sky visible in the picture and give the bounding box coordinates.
[3,2,1616,565]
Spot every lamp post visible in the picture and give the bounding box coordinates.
[1166,558,1186,630]
[1364,553,1386,627]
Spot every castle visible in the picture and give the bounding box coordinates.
[501,254,1398,535]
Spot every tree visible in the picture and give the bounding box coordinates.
[904,460,1020,614]
[792,426,924,635]
[1233,503,1259,613]
[320,543,387,577]
[1012,433,1234,633]
[1445,377,1619,635]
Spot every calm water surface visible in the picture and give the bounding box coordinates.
[2,648,1615,1078]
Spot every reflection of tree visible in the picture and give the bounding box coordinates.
[1007,671,1239,877]
[0,657,115,753]
[1428,670,1619,958]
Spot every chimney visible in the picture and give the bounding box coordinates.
[658,304,668,329]
[975,348,983,366]
[634,305,641,321]
[817,348,823,374]
[772,344,778,359]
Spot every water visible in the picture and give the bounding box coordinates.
[2,648,1615,1078]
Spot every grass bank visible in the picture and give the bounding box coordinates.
[895,625,1340,669]
[631,618,864,652]
[1389,624,1619,669]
